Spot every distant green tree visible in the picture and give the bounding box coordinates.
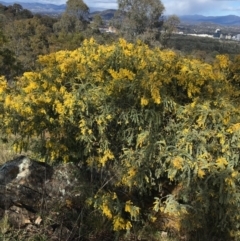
[0,48,22,80]
[112,0,165,43]
[4,17,50,71]
[161,14,180,47]
[90,14,104,31]
[48,31,85,52]
[2,3,32,20]
[0,20,22,80]
[34,13,57,30]
[66,0,89,22]
[53,0,90,34]
[53,13,82,33]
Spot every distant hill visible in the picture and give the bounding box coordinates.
[0,1,106,14]
[0,1,66,13]
[90,9,116,21]
[179,14,240,26]
[93,11,240,25]
[0,1,240,26]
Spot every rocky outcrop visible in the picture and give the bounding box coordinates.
[0,155,88,240]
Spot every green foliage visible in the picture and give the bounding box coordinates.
[0,39,240,240]
[228,55,240,92]
[66,0,89,22]
[90,14,104,31]
[4,17,50,71]
[112,0,165,43]
[168,34,240,61]
[161,15,180,47]
[53,0,90,33]
[0,3,33,20]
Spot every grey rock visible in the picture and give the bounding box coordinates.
[0,155,86,240]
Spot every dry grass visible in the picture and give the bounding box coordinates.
[0,134,38,166]
[0,140,16,165]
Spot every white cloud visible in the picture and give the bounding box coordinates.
[221,6,240,13]
[2,0,66,4]
[85,0,117,9]
[3,0,239,16]
[84,0,239,16]
[162,0,229,15]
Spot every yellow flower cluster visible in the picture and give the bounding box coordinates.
[216,157,228,169]
[140,97,149,106]
[113,216,132,231]
[124,200,140,220]
[108,68,135,81]
[172,156,184,170]
[227,123,240,133]
[101,201,112,219]
[99,149,114,166]
[0,76,7,96]
[90,192,134,231]
[215,55,229,69]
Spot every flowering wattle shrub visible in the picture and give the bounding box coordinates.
[0,38,240,239]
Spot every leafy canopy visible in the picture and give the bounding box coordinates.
[113,0,165,42]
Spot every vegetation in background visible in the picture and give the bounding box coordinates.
[168,34,240,62]
[0,1,240,80]
[112,0,165,42]
[111,0,180,46]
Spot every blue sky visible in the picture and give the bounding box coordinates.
[2,0,240,16]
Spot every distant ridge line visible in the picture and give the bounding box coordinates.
[0,1,239,25]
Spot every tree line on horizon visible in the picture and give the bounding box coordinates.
[1,0,240,81]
